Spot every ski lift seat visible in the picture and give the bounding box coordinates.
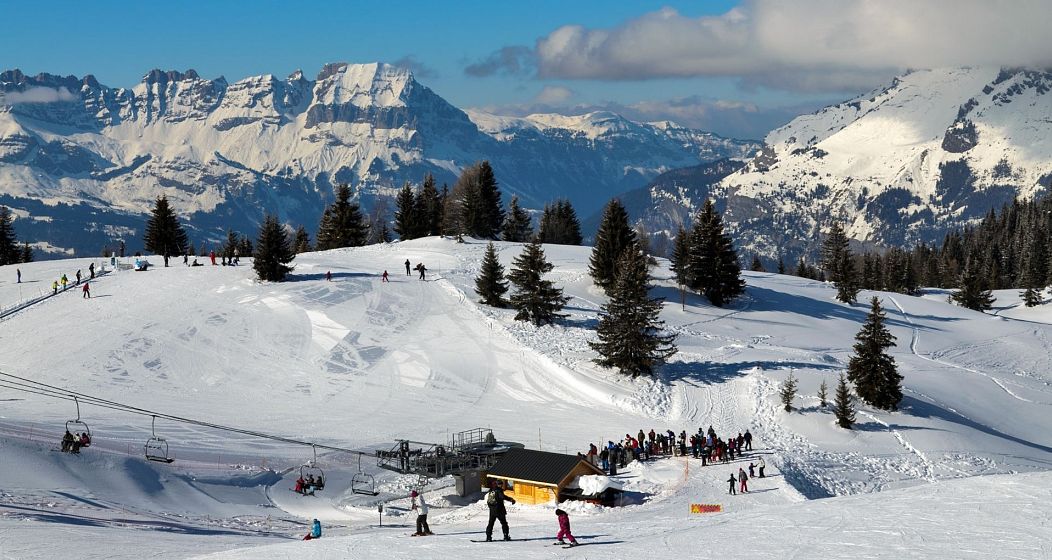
[145,437,173,463]
[351,472,378,496]
[65,420,91,444]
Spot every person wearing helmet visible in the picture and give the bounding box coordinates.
[410,489,432,536]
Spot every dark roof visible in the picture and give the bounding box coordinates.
[487,448,601,485]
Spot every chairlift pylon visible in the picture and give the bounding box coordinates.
[351,453,378,496]
[144,415,173,463]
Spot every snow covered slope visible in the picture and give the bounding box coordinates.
[0,64,756,257]
[716,67,1052,258]
[1,239,1051,558]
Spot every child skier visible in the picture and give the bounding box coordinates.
[555,509,578,546]
[727,472,737,495]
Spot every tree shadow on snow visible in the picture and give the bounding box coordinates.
[902,395,1052,454]
[287,272,375,282]
[660,360,841,386]
[853,421,945,433]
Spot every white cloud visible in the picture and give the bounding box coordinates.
[532,1,1052,91]
[533,85,575,105]
[4,86,78,104]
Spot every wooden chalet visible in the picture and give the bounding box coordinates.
[484,448,603,505]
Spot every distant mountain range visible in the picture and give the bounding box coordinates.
[611,67,1052,262]
[0,62,757,257]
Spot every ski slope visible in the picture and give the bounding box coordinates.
[1,238,1051,559]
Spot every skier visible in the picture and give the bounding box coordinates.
[74,269,81,284]
[79,432,91,448]
[52,280,58,294]
[60,274,68,290]
[89,262,95,279]
[325,271,332,282]
[16,268,20,283]
[727,472,737,495]
[183,255,188,266]
[749,462,756,479]
[303,518,322,540]
[61,430,74,452]
[554,509,578,547]
[758,457,766,478]
[382,270,389,283]
[405,259,411,276]
[417,263,427,281]
[484,480,515,541]
[82,282,90,299]
[599,445,609,473]
[744,429,753,451]
[411,490,432,536]
[738,467,749,493]
[209,250,216,265]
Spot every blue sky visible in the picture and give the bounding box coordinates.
[3,1,1045,139]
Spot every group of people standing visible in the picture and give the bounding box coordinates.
[47,263,95,298]
[584,425,767,495]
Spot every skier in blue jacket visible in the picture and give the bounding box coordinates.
[303,518,321,540]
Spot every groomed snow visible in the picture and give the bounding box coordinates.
[1,238,1050,558]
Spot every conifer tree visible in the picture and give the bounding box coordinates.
[818,379,829,408]
[820,222,850,282]
[685,200,744,307]
[795,257,808,278]
[777,256,786,275]
[833,373,856,429]
[222,229,242,260]
[590,244,678,377]
[20,242,33,263]
[847,297,902,411]
[253,214,295,282]
[415,173,444,237]
[669,226,690,285]
[238,236,253,258]
[508,239,569,326]
[393,182,417,240]
[502,195,533,242]
[1020,232,1046,307]
[316,184,367,250]
[537,200,582,245]
[949,258,995,311]
[589,199,637,291]
[780,372,798,412]
[293,226,312,254]
[835,252,861,304]
[475,161,504,239]
[0,206,20,266]
[750,255,765,272]
[143,195,189,267]
[474,242,509,307]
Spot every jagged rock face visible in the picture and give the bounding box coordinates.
[715,67,1052,259]
[0,62,757,257]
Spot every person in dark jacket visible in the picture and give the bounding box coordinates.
[744,429,753,451]
[405,259,412,276]
[727,473,737,495]
[484,480,515,541]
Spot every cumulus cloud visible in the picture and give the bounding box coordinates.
[391,55,438,79]
[4,86,78,104]
[525,0,1052,92]
[533,85,575,105]
[464,46,535,77]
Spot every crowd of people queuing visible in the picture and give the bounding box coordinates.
[583,426,766,494]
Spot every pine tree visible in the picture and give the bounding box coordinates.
[537,200,582,245]
[669,226,690,285]
[590,244,678,377]
[795,257,808,278]
[780,372,798,412]
[820,222,850,282]
[1020,230,1046,307]
[847,297,902,411]
[316,184,367,250]
[1022,286,1042,307]
[222,230,242,260]
[833,373,856,429]
[239,236,253,258]
[475,161,504,239]
[293,226,313,254]
[475,242,509,307]
[253,214,295,282]
[685,200,744,307]
[0,206,20,266]
[416,174,443,237]
[502,195,533,242]
[508,239,569,326]
[589,199,637,291]
[818,379,829,408]
[393,182,417,240]
[777,256,786,275]
[835,252,861,304]
[750,255,765,272]
[949,258,995,311]
[143,195,189,266]
[20,242,33,263]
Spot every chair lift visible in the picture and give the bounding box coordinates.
[144,415,174,463]
[63,396,91,452]
[299,445,325,494]
[351,453,378,496]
